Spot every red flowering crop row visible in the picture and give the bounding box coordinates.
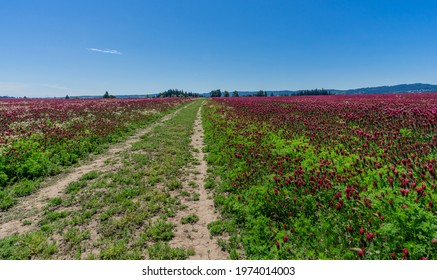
[202,94,437,259]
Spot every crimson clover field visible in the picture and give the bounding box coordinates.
[0,94,436,260]
[202,94,437,259]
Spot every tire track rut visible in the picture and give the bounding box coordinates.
[168,104,227,260]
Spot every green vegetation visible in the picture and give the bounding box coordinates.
[0,99,202,259]
[201,96,437,260]
[103,91,116,98]
[192,192,200,201]
[209,89,222,98]
[181,214,199,224]
[157,89,201,98]
[295,88,334,95]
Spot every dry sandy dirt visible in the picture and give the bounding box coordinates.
[168,106,227,260]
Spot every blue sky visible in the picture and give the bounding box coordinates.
[1,0,437,97]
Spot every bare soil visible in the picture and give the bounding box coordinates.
[168,105,228,260]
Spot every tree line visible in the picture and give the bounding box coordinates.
[210,89,239,97]
[210,88,334,97]
[294,88,334,95]
[210,89,268,97]
[61,88,334,100]
[158,89,201,98]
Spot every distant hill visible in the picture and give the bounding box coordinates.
[216,83,437,97]
[331,83,437,94]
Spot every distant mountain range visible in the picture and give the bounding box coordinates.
[331,83,437,94]
[232,83,437,97]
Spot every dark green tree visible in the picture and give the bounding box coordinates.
[224,90,230,97]
[103,91,110,98]
[256,90,266,97]
[210,89,222,97]
[232,90,239,97]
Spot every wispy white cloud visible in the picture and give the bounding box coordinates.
[86,48,123,55]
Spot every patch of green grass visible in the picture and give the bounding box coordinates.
[63,228,90,247]
[80,171,100,181]
[66,180,87,194]
[181,214,199,224]
[69,209,96,226]
[0,231,58,259]
[188,181,198,188]
[100,239,142,260]
[208,220,236,236]
[192,192,200,201]
[147,242,193,260]
[40,224,54,233]
[131,154,150,165]
[181,190,190,197]
[48,197,63,207]
[0,179,42,210]
[12,179,41,197]
[217,238,228,250]
[208,220,226,235]
[145,220,175,242]
[166,179,182,190]
[100,208,118,222]
[39,211,70,225]
[0,190,16,211]
[204,178,216,189]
